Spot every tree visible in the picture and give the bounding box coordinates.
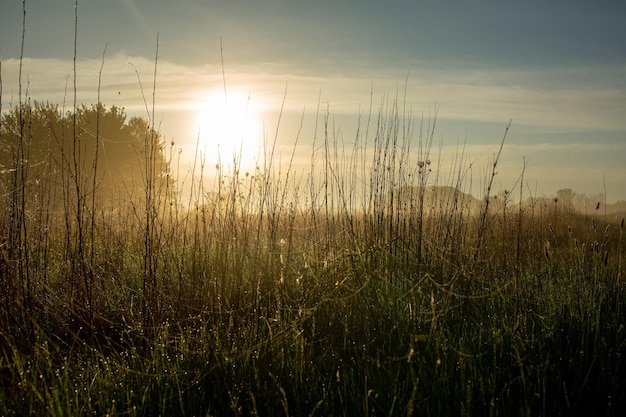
[556,188,574,210]
[0,101,174,317]
[0,100,173,208]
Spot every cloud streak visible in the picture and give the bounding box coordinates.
[2,54,624,200]
[3,55,625,133]
[2,56,623,139]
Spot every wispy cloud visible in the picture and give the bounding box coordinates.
[2,54,623,200]
[3,55,625,134]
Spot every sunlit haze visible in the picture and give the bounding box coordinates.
[192,88,264,172]
[1,0,625,202]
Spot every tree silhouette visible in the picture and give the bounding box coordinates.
[0,101,175,319]
[0,100,173,207]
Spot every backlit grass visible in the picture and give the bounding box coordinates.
[1,11,624,412]
[1,100,624,416]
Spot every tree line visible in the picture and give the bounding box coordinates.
[0,100,173,209]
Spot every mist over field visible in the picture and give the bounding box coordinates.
[1,1,625,415]
[2,0,626,202]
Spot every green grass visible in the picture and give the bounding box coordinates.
[1,244,624,416]
[1,132,625,417]
[1,58,625,416]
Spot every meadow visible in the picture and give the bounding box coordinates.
[1,90,625,417]
[1,19,625,413]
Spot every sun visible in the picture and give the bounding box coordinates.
[194,89,264,171]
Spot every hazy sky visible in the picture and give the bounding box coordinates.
[1,0,625,201]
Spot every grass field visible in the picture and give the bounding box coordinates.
[1,92,625,417]
[1,13,625,412]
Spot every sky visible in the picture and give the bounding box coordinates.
[1,0,626,202]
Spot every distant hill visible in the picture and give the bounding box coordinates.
[390,186,625,220]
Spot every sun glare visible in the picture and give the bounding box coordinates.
[195,89,263,171]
